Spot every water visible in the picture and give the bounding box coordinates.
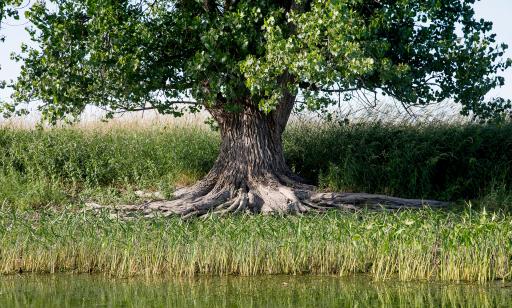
[0,275,511,307]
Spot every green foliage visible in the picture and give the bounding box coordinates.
[1,0,510,122]
[1,208,512,283]
[0,1,21,25]
[0,173,67,209]
[476,184,512,212]
[285,122,512,201]
[1,122,512,208]
[0,127,218,185]
[243,0,512,119]
[0,1,21,44]
[0,126,219,208]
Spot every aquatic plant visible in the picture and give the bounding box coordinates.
[1,208,510,283]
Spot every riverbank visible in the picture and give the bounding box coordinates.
[1,121,511,282]
[1,207,510,283]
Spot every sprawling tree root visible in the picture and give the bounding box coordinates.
[85,179,449,219]
[84,104,449,218]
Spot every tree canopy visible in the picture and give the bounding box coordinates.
[2,1,510,215]
[1,0,511,123]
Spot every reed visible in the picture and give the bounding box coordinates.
[0,207,511,283]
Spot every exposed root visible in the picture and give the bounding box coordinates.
[85,183,449,219]
[307,192,448,210]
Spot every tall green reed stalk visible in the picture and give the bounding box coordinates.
[1,208,510,283]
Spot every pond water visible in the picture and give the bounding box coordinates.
[0,275,511,307]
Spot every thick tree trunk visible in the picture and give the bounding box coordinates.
[86,97,448,218]
[207,105,292,193]
[167,96,310,215]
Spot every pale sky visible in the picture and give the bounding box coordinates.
[1,0,511,115]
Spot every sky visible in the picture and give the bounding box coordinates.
[1,0,512,119]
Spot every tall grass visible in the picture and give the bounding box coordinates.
[0,208,511,283]
[0,126,219,208]
[285,122,512,201]
[0,121,512,209]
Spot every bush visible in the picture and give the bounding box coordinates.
[284,122,512,201]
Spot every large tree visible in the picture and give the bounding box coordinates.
[1,0,511,216]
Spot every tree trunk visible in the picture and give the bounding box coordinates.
[86,97,449,218]
[209,105,292,191]
[166,96,311,215]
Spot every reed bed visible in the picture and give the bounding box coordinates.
[0,208,511,283]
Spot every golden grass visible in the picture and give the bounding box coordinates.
[0,109,211,131]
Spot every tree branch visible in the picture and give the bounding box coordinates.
[298,81,359,93]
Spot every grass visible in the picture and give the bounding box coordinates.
[0,121,511,210]
[0,120,512,282]
[0,126,219,208]
[0,207,511,283]
[285,121,512,202]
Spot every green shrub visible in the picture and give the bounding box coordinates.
[284,122,512,201]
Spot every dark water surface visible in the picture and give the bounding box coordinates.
[0,274,511,307]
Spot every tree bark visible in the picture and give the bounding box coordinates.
[209,106,291,188]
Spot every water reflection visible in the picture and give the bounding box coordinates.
[0,275,511,307]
